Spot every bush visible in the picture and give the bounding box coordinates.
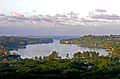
[61,68,79,75]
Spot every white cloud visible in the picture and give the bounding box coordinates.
[95,9,106,12]
[0,11,120,28]
[89,12,120,20]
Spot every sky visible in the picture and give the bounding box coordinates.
[0,0,120,36]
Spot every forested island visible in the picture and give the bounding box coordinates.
[60,35,120,54]
[0,36,53,51]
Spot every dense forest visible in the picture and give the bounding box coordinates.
[0,50,120,79]
[0,36,53,51]
[60,35,120,54]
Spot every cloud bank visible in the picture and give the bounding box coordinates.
[89,12,120,20]
[0,9,120,36]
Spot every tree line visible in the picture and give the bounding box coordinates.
[0,49,120,79]
[0,36,53,51]
[60,35,120,54]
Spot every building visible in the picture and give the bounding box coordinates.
[53,56,61,60]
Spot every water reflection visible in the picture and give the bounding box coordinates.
[13,40,108,58]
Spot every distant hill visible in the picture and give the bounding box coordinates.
[0,36,53,51]
[21,36,81,40]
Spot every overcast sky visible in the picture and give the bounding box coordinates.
[0,0,120,36]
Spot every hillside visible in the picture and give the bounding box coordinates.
[0,36,53,51]
[60,35,120,54]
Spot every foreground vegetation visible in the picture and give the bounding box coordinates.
[0,49,120,79]
[0,36,53,51]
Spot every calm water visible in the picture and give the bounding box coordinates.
[12,39,108,59]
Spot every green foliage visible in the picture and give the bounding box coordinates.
[0,56,119,79]
[115,74,120,79]
[61,68,79,74]
[48,51,59,60]
[1,50,120,79]
[60,35,120,54]
[0,36,53,51]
